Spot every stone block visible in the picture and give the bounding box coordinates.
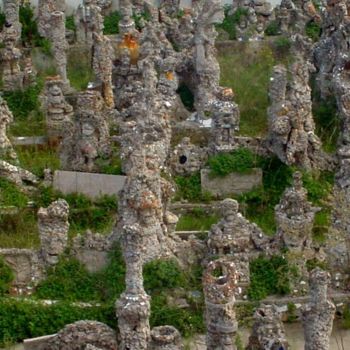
[201,168,262,198]
[53,170,126,199]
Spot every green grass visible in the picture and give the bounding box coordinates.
[67,49,94,91]
[218,42,275,137]
[0,210,40,248]
[176,209,219,231]
[16,146,60,178]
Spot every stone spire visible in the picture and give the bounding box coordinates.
[302,268,335,350]
[267,35,322,169]
[92,32,115,108]
[203,259,238,350]
[246,304,289,350]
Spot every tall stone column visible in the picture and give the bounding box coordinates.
[116,224,151,350]
[3,0,21,43]
[203,259,238,350]
[302,268,335,350]
[50,11,70,91]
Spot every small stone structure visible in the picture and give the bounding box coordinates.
[170,137,207,175]
[60,90,111,172]
[275,171,319,250]
[43,76,73,139]
[203,259,238,350]
[246,304,289,350]
[75,0,104,45]
[302,268,335,350]
[38,199,70,266]
[1,24,23,91]
[150,326,183,350]
[0,96,18,162]
[46,321,118,350]
[92,32,115,108]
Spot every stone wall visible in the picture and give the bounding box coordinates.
[53,170,126,200]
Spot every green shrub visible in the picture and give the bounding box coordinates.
[208,148,257,177]
[287,302,297,322]
[216,6,248,40]
[103,11,121,34]
[342,305,350,329]
[35,246,125,303]
[302,171,334,205]
[176,84,195,111]
[265,20,279,36]
[306,258,328,272]
[0,257,14,296]
[19,4,51,54]
[305,20,321,42]
[143,259,185,293]
[0,298,115,346]
[0,9,5,30]
[248,255,291,300]
[176,208,219,231]
[65,15,76,32]
[272,36,291,59]
[150,294,205,337]
[133,11,151,31]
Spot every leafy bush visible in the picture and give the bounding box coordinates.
[0,299,115,346]
[133,11,151,31]
[103,11,121,34]
[176,208,219,231]
[150,294,205,337]
[342,304,350,329]
[272,36,291,59]
[248,255,291,300]
[302,171,334,206]
[216,6,248,40]
[208,148,257,177]
[35,247,125,303]
[35,189,118,235]
[265,20,279,36]
[3,82,43,120]
[143,259,185,293]
[0,9,5,30]
[305,20,321,42]
[19,4,51,54]
[0,257,14,296]
[65,15,76,32]
[287,302,297,322]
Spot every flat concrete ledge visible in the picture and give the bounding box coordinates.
[12,136,48,146]
[23,334,55,350]
[201,168,263,198]
[53,170,126,199]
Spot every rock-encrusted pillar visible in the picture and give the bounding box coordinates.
[302,268,335,350]
[246,304,289,350]
[1,24,23,91]
[50,11,70,91]
[3,0,21,43]
[203,259,238,350]
[116,224,151,350]
[92,32,115,108]
[275,171,319,250]
[0,96,18,163]
[38,199,70,266]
